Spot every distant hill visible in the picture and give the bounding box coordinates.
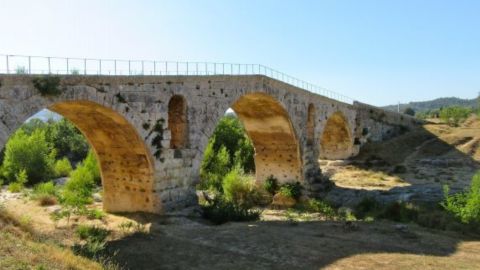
[383,97,479,113]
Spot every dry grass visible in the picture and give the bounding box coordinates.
[0,204,104,270]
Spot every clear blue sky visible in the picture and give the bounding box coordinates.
[0,0,479,106]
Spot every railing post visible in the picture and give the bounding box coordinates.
[214,63,216,74]
[128,60,131,75]
[196,62,199,75]
[204,62,207,75]
[142,61,144,75]
[28,56,31,74]
[186,62,189,75]
[84,58,87,75]
[5,55,9,74]
[66,58,69,74]
[176,62,179,75]
[114,60,117,75]
[47,57,51,74]
[153,61,156,75]
[99,59,102,75]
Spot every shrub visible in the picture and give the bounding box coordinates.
[354,197,382,219]
[7,182,23,193]
[32,76,61,96]
[263,175,279,195]
[61,164,95,208]
[442,173,480,224]
[31,181,58,206]
[0,129,55,185]
[84,209,106,220]
[83,150,101,184]
[54,157,73,177]
[300,199,337,219]
[7,169,28,192]
[279,182,303,200]
[439,106,472,127]
[199,143,230,191]
[222,168,256,207]
[201,197,260,225]
[378,202,418,223]
[74,225,110,258]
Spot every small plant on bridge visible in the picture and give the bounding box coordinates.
[32,75,61,96]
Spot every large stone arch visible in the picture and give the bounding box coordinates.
[319,111,353,160]
[49,101,156,213]
[230,92,302,184]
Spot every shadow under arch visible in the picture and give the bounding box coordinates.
[230,92,302,183]
[319,111,353,160]
[49,100,157,213]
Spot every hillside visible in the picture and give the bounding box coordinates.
[383,97,478,113]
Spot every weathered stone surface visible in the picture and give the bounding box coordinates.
[0,74,418,214]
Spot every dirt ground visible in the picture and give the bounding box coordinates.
[1,197,480,270]
[2,117,480,269]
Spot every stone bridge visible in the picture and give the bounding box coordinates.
[0,74,419,213]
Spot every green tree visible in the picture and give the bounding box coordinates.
[200,142,230,191]
[46,118,89,162]
[439,106,472,127]
[83,149,101,184]
[0,129,55,185]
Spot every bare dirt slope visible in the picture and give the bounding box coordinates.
[326,115,480,192]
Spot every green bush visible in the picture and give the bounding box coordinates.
[297,199,337,219]
[31,181,58,205]
[354,197,382,219]
[263,175,279,195]
[378,202,418,223]
[201,197,260,225]
[46,118,89,162]
[199,143,230,191]
[222,168,257,207]
[7,182,24,193]
[83,150,101,184]
[54,157,73,177]
[442,172,480,224]
[0,129,55,185]
[61,164,95,208]
[439,106,472,127]
[7,169,28,192]
[279,182,303,200]
[199,115,255,192]
[74,225,110,259]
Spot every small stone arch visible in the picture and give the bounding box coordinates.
[306,103,315,146]
[230,92,302,184]
[168,95,188,149]
[319,111,353,160]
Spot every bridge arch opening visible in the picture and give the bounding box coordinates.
[0,100,157,213]
[319,111,353,160]
[168,95,188,149]
[306,103,316,146]
[231,93,302,184]
[48,101,156,213]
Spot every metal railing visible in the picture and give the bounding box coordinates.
[0,53,354,104]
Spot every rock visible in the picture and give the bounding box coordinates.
[93,193,103,202]
[271,193,296,208]
[53,177,69,186]
[394,224,409,232]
